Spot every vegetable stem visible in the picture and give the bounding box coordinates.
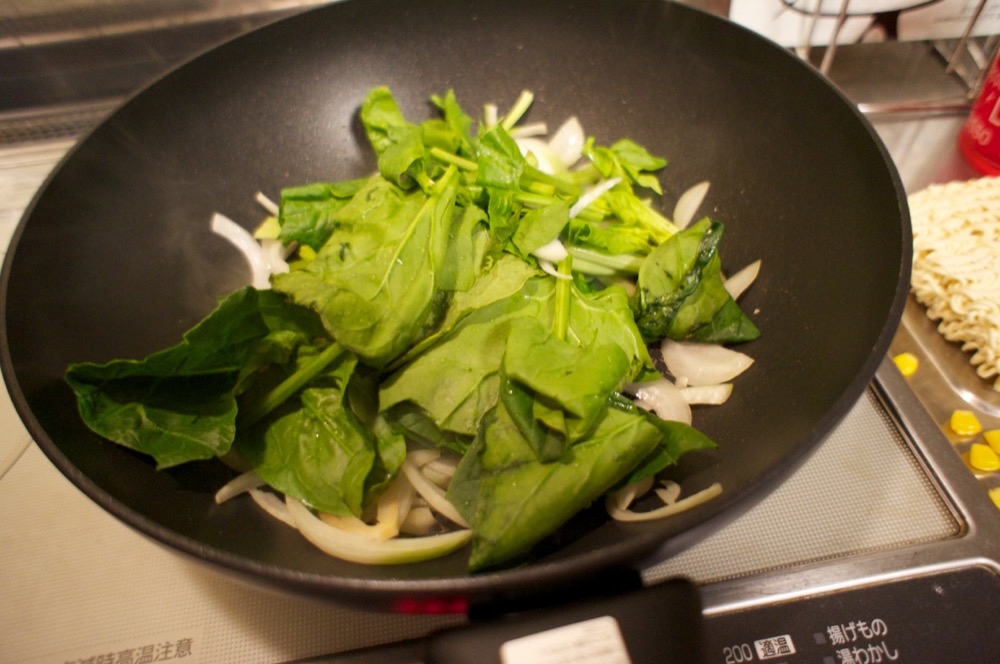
[429,147,478,172]
[566,246,644,276]
[552,256,572,341]
[239,342,346,428]
[501,90,535,131]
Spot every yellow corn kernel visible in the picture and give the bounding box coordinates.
[893,352,919,377]
[969,443,1000,472]
[984,430,1000,455]
[950,409,982,437]
[989,487,1000,510]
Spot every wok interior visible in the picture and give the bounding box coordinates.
[1,0,907,605]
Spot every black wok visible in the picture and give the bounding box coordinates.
[0,0,909,610]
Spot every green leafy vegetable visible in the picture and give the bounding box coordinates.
[65,287,329,469]
[630,218,760,343]
[65,86,759,572]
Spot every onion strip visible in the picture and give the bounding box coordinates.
[211,212,271,289]
[724,259,761,300]
[249,489,296,527]
[672,180,710,230]
[285,497,471,565]
[214,470,264,504]
[607,482,723,522]
[569,177,622,219]
[401,460,469,528]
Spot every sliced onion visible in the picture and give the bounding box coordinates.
[400,506,439,536]
[249,489,296,527]
[285,497,471,565]
[214,470,265,504]
[408,448,441,467]
[625,378,692,424]
[569,177,622,219]
[538,259,573,280]
[724,259,761,300]
[673,180,710,230]
[681,383,733,405]
[483,103,498,129]
[516,137,564,175]
[320,513,398,540]
[421,458,458,487]
[532,238,569,263]
[606,476,655,512]
[509,121,548,138]
[255,191,279,216]
[654,480,682,505]
[211,212,271,289]
[607,482,723,522]
[548,116,585,168]
[377,472,416,532]
[260,238,291,275]
[661,339,754,387]
[401,460,469,528]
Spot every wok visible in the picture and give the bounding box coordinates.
[0,0,909,610]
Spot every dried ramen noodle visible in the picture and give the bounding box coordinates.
[909,176,1000,391]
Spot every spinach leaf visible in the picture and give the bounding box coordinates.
[500,317,631,461]
[379,268,552,438]
[65,288,326,469]
[606,393,717,485]
[278,180,367,251]
[360,87,429,190]
[448,401,663,572]
[630,217,759,343]
[510,202,569,259]
[271,168,460,368]
[236,351,399,516]
[430,89,475,157]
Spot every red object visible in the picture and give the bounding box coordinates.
[959,54,1000,176]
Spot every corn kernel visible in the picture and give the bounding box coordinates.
[893,352,919,377]
[950,409,982,437]
[990,487,1000,510]
[969,443,1000,472]
[984,430,1000,455]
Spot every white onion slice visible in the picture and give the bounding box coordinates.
[569,177,622,219]
[532,238,569,263]
[538,259,573,280]
[509,121,548,138]
[548,116,585,168]
[401,460,469,528]
[249,489,295,527]
[377,473,416,533]
[320,513,398,540]
[661,339,754,387]
[625,378,692,424]
[407,448,441,467]
[255,191,279,216]
[214,470,264,504]
[724,259,761,300]
[607,482,722,522]
[680,383,733,405]
[285,497,471,565]
[654,480,682,505]
[211,212,271,289]
[421,457,458,487]
[606,476,655,513]
[483,103,498,128]
[516,137,564,175]
[260,238,291,275]
[673,180,710,230]
[400,506,439,536]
